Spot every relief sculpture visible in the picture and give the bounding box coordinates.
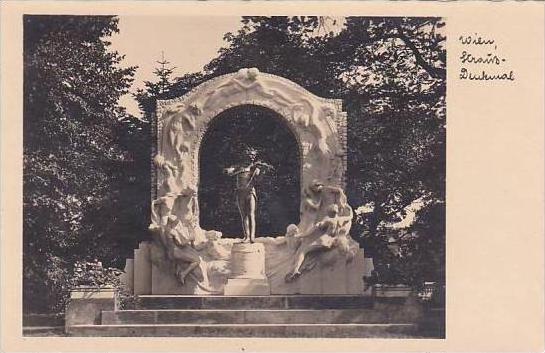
[203,68,296,110]
[163,104,196,162]
[291,98,332,156]
[150,154,182,228]
[149,154,225,292]
[286,184,357,282]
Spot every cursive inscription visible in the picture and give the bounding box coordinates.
[459,34,495,47]
[458,33,515,82]
[459,68,515,81]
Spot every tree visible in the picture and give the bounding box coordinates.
[374,201,446,286]
[154,52,177,94]
[134,52,179,117]
[23,15,136,312]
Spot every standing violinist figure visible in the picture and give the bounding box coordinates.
[224,147,273,243]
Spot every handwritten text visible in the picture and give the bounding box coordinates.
[458,34,515,82]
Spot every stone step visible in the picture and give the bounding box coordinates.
[23,313,64,327]
[23,326,65,337]
[137,295,374,310]
[68,323,419,338]
[102,308,402,325]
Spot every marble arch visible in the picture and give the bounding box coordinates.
[153,68,348,226]
[122,68,371,296]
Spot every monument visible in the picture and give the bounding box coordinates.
[119,68,371,296]
[64,69,409,338]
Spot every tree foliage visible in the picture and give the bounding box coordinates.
[23,15,138,312]
[133,52,178,116]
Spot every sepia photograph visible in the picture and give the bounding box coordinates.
[21,14,447,338]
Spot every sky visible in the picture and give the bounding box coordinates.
[109,16,243,117]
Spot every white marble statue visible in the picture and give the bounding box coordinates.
[149,154,204,285]
[286,183,356,282]
[162,215,204,284]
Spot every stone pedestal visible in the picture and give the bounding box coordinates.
[120,259,134,293]
[125,239,370,295]
[65,287,115,334]
[133,242,152,295]
[224,242,270,295]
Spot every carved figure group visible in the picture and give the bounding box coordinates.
[163,103,197,162]
[155,215,221,286]
[291,98,330,155]
[150,155,181,227]
[162,215,202,284]
[285,182,354,282]
[150,153,203,285]
[204,68,296,111]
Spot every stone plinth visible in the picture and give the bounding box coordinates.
[225,242,270,295]
[120,259,134,292]
[68,295,426,338]
[124,239,371,295]
[224,278,270,295]
[133,242,152,295]
[65,287,115,334]
[230,242,266,279]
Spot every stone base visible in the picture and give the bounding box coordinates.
[66,295,429,338]
[64,287,115,334]
[224,278,271,296]
[68,323,419,338]
[123,239,373,295]
[137,294,374,310]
